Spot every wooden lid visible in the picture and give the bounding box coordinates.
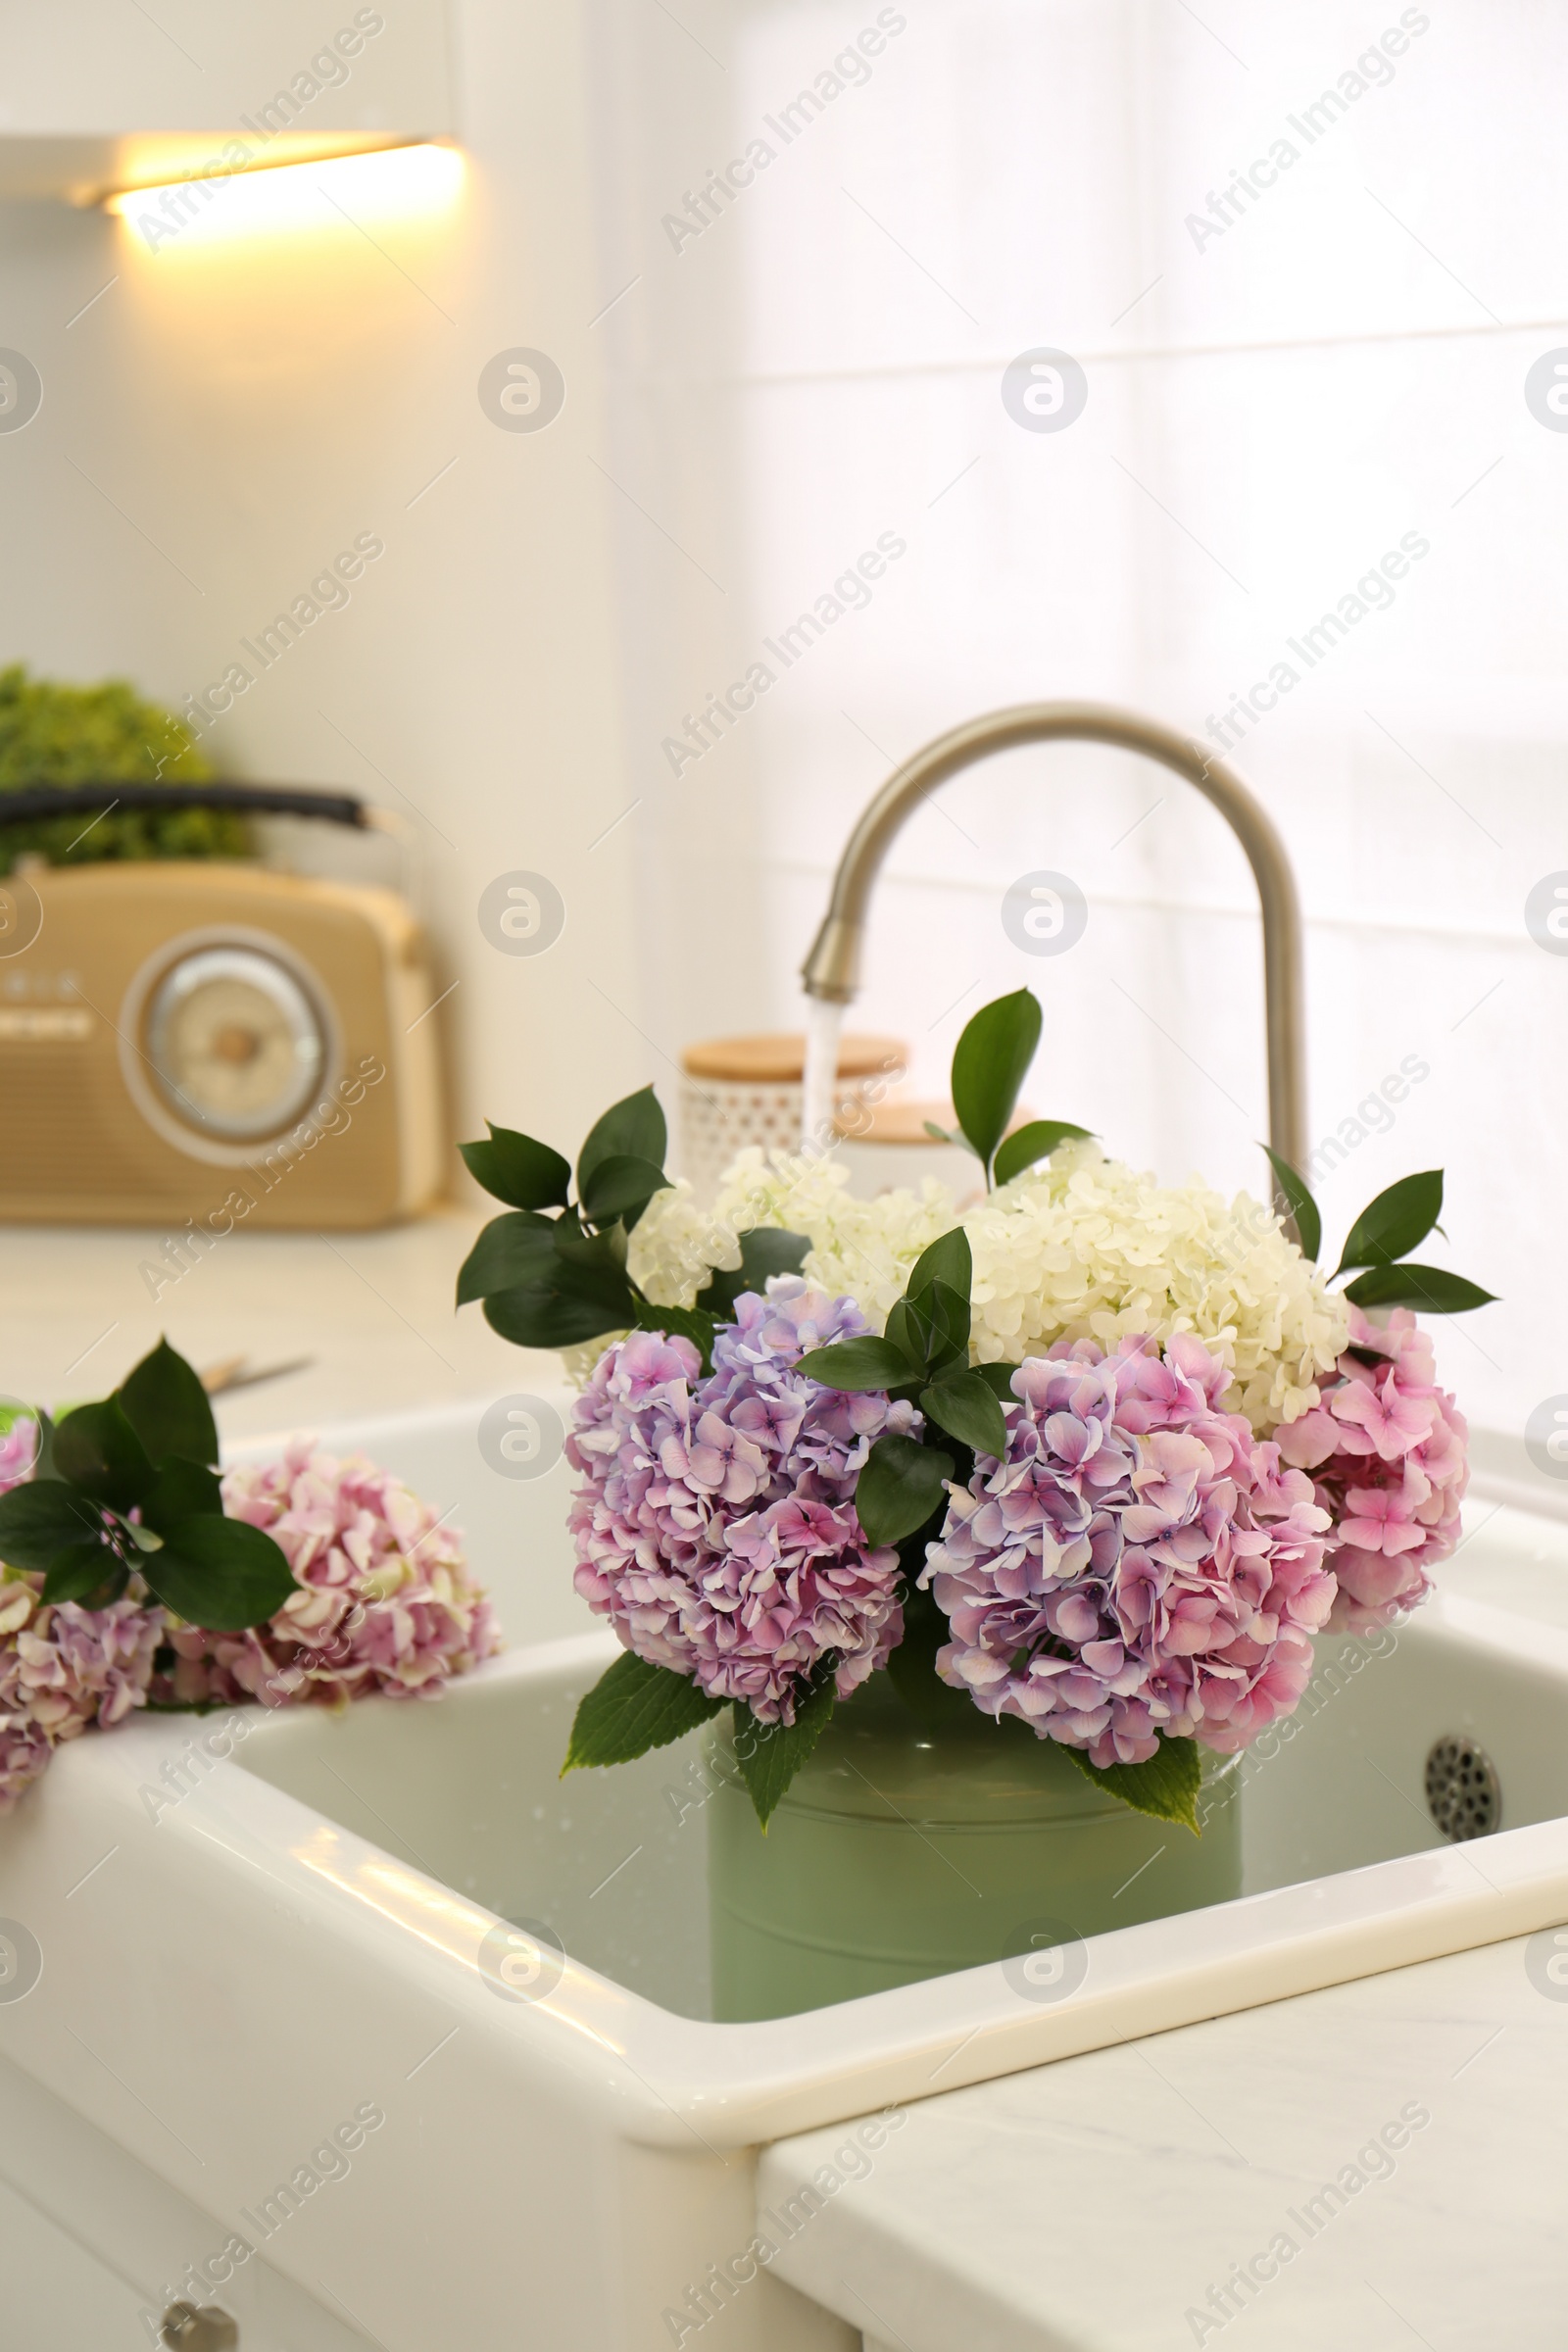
[681,1032,906,1083]
[835,1099,1036,1145]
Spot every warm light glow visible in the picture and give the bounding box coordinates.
[292,1827,497,1963]
[105,142,463,249]
[291,1829,627,2054]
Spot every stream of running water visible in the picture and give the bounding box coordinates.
[799,996,845,1153]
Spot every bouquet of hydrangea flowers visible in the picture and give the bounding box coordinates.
[460,989,1491,1829]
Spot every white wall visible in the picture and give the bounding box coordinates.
[0,0,450,132]
[0,0,645,1176]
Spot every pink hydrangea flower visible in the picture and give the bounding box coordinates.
[0,1720,52,1808]
[161,1443,502,1708]
[0,1418,38,1494]
[568,1280,914,1725]
[1276,1305,1468,1633]
[0,1580,161,1811]
[921,1333,1335,1767]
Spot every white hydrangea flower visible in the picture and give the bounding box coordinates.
[629,1148,956,1323]
[558,1332,621,1390]
[624,1176,732,1309]
[630,1140,1345,1431]
[961,1139,1348,1430]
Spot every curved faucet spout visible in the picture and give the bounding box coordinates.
[800,701,1306,1169]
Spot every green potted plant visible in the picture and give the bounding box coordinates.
[0,663,247,874]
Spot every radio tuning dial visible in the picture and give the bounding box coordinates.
[144,946,326,1141]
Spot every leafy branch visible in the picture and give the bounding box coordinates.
[921,989,1093,1190]
[800,1225,1012,1543]
[457,1085,808,1369]
[561,1646,839,1830]
[0,1340,295,1629]
[1261,1149,1495,1315]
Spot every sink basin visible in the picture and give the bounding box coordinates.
[2,1396,1567,2351]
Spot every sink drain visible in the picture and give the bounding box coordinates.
[1424,1736,1500,1841]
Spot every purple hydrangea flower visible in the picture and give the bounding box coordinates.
[921,1333,1335,1767]
[568,1280,915,1724]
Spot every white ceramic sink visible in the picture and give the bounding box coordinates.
[2,1397,1567,2352]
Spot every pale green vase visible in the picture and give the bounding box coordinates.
[706,1674,1243,2022]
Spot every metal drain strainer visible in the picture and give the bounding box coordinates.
[1424,1735,1501,1841]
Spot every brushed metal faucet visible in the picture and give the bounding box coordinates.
[800,702,1306,1170]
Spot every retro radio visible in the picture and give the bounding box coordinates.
[0,783,445,1229]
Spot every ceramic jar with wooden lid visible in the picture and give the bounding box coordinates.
[678,1031,905,1200]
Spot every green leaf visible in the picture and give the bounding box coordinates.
[483,1284,631,1350]
[1058,1735,1202,1833]
[1343,1263,1497,1314]
[919,1278,971,1371]
[974,1361,1022,1401]
[730,1674,838,1829]
[993,1119,1095,1188]
[471,1219,640,1346]
[139,1457,223,1538]
[577,1086,666,1202]
[51,1401,153,1510]
[855,1431,955,1547]
[889,1279,970,1376]
[116,1338,220,1469]
[695,1227,809,1320]
[882,1297,924,1372]
[459,1123,572,1210]
[138,1515,296,1631]
[455,1211,558,1306]
[31,1411,58,1483]
[920,1369,1008,1458]
[562,1649,725,1772]
[1261,1146,1321,1265]
[633,1302,716,1372]
[551,1216,637,1296]
[797,1335,917,1392]
[951,991,1043,1178]
[0,1481,107,1572]
[41,1543,119,1604]
[906,1227,973,1302]
[1334,1170,1444,1277]
[578,1152,672,1230]
[457,1211,557,1307]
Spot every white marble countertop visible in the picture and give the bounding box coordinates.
[761,1927,1568,2352]
[0,1211,560,1436]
